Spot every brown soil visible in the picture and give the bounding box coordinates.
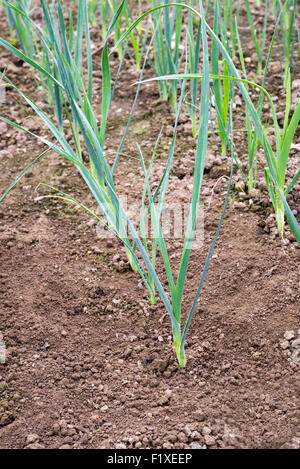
[0,1,299,450]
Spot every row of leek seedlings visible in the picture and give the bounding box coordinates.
[1,1,300,366]
[113,0,237,366]
[123,0,143,70]
[1,0,53,104]
[134,73,187,305]
[2,0,85,129]
[264,68,300,238]
[233,8,300,241]
[0,0,219,367]
[243,0,268,78]
[88,0,124,61]
[0,0,143,274]
[185,0,201,139]
[211,0,234,158]
[126,1,300,242]
[123,0,154,71]
[89,0,151,71]
[182,0,231,141]
[217,0,240,61]
[148,0,185,113]
[92,0,300,359]
[235,14,266,194]
[215,64,300,240]
[87,0,99,27]
[236,6,300,235]
[3,0,36,54]
[213,0,300,218]
[225,28,300,238]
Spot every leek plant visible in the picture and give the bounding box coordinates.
[149,0,185,112]
[133,75,188,306]
[211,0,233,157]
[243,0,268,77]
[87,0,98,27]
[185,0,201,138]
[1,1,299,368]
[272,0,298,86]
[217,0,240,60]
[3,0,35,54]
[92,0,124,60]
[264,69,300,237]
[136,140,161,306]
[120,0,232,366]
[123,0,144,70]
[87,0,151,67]
[235,17,263,193]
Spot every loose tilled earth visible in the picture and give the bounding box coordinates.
[0,2,300,450]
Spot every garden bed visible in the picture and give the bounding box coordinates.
[0,0,299,449]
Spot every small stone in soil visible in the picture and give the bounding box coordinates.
[25,443,45,449]
[202,426,212,436]
[283,331,295,341]
[190,442,206,449]
[280,341,290,350]
[26,434,39,445]
[204,435,216,446]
